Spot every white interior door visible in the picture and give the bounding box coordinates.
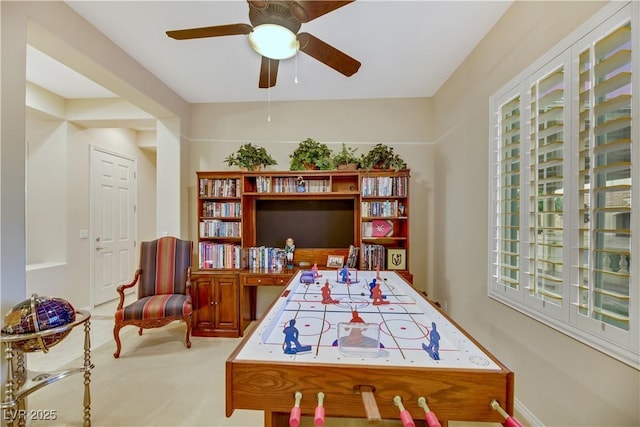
[91,147,136,305]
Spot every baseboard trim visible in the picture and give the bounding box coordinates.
[515,397,545,427]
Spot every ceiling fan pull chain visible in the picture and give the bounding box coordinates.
[295,55,299,84]
[267,60,271,123]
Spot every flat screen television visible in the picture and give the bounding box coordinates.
[255,199,355,248]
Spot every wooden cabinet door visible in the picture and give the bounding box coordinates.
[213,275,239,332]
[192,276,216,333]
[191,273,240,337]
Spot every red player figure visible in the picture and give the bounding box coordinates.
[321,280,338,304]
[350,309,364,323]
[376,264,382,280]
[345,309,366,344]
[372,282,390,305]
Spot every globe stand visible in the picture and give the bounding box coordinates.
[1,310,92,427]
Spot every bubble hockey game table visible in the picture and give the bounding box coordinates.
[226,270,515,426]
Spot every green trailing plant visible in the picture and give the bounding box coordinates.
[332,143,360,169]
[359,143,407,170]
[224,143,276,171]
[289,138,334,170]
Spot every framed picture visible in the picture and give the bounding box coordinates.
[326,255,345,268]
[387,248,406,270]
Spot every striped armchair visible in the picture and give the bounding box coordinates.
[113,236,193,358]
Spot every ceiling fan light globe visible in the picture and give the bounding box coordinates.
[249,24,299,60]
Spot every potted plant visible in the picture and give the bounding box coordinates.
[359,143,407,170]
[289,138,334,170]
[332,143,360,170]
[224,143,277,171]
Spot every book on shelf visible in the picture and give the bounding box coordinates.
[199,178,239,198]
[361,175,408,197]
[199,220,241,238]
[245,246,286,270]
[361,200,399,217]
[198,243,242,269]
[201,201,241,218]
[361,244,386,270]
[256,177,331,193]
[371,219,394,237]
[346,245,360,268]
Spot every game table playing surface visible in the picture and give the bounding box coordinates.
[226,270,514,426]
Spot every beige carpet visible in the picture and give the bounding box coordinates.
[25,320,501,427]
[28,324,263,427]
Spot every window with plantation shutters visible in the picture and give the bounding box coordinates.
[528,65,566,309]
[498,95,521,291]
[489,2,638,368]
[576,21,632,333]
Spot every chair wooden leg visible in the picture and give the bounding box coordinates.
[113,323,122,358]
[185,316,192,349]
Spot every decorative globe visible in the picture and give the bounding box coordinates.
[1,294,76,352]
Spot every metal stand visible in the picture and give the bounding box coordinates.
[1,310,93,426]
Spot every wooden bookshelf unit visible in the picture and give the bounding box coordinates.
[194,169,412,336]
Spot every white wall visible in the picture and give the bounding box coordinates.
[24,109,158,308]
[26,116,67,265]
[1,0,188,316]
[432,1,639,426]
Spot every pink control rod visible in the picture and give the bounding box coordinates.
[289,391,303,427]
[490,399,523,427]
[417,396,442,427]
[393,396,415,427]
[314,392,325,426]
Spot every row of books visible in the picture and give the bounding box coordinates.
[197,243,404,271]
[198,243,242,269]
[361,200,404,217]
[199,178,239,198]
[245,246,286,270]
[254,176,331,193]
[361,244,386,270]
[199,220,241,238]
[361,176,408,197]
[201,201,241,218]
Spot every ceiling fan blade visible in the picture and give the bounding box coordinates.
[166,23,253,40]
[297,33,361,77]
[259,56,279,88]
[291,1,354,23]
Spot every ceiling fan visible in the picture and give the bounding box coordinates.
[166,1,361,88]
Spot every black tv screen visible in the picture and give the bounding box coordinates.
[255,199,355,248]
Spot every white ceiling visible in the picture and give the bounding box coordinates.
[29,1,513,104]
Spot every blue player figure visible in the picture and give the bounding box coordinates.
[283,318,312,354]
[339,266,350,283]
[422,322,440,360]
